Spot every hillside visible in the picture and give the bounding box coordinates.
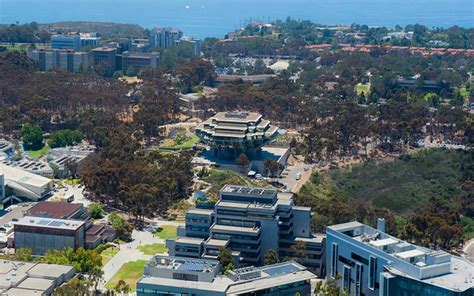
[297,148,473,247]
[39,21,146,38]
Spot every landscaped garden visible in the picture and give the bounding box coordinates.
[105,260,147,292]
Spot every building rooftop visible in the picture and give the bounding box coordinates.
[0,163,52,187]
[174,237,204,245]
[16,277,54,292]
[187,208,214,216]
[15,216,85,231]
[328,221,474,292]
[211,224,260,234]
[146,256,219,273]
[27,201,83,219]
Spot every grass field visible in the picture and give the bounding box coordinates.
[27,145,50,158]
[66,178,81,185]
[355,83,370,96]
[105,260,147,292]
[160,133,199,150]
[137,243,167,255]
[100,247,119,265]
[153,225,177,239]
[3,44,29,53]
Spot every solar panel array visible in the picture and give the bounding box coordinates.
[262,263,301,277]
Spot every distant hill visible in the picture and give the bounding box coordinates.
[39,21,146,38]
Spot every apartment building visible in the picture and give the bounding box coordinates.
[326,220,474,296]
[136,255,316,296]
[167,185,326,277]
[27,49,90,73]
[51,34,81,51]
[149,27,183,48]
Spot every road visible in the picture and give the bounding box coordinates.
[280,162,312,193]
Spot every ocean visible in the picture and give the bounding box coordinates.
[0,0,472,39]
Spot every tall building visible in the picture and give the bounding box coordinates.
[120,51,160,71]
[195,111,279,160]
[136,255,316,296]
[79,32,101,48]
[91,47,117,76]
[150,27,183,48]
[51,34,81,51]
[326,220,474,296]
[167,184,326,277]
[177,36,202,56]
[27,49,90,73]
[14,216,86,255]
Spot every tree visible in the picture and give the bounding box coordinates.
[88,203,105,219]
[263,158,281,178]
[21,123,43,150]
[49,129,82,148]
[217,247,234,274]
[114,279,130,293]
[235,153,249,172]
[108,212,133,242]
[15,247,33,261]
[53,278,90,296]
[314,277,348,296]
[264,249,280,265]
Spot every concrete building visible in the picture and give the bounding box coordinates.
[0,260,75,295]
[79,34,101,48]
[14,216,86,255]
[91,47,117,76]
[176,36,202,56]
[195,111,279,160]
[326,220,474,296]
[2,159,54,178]
[167,184,326,277]
[51,34,81,51]
[120,51,160,71]
[150,27,183,48]
[0,164,53,206]
[136,255,316,296]
[27,49,90,73]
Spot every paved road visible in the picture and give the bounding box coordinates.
[280,162,312,193]
[100,230,167,289]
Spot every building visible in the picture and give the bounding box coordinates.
[51,34,81,51]
[2,159,54,178]
[150,27,183,48]
[27,49,90,73]
[27,201,88,220]
[91,47,117,76]
[167,184,326,277]
[0,164,53,206]
[326,220,474,296]
[215,74,277,85]
[195,111,279,160]
[15,201,114,250]
[136,255,316,296]
[120,51,160,71]
[176,36,202,56]
[0,260,75,295]
[14,216,86,255]
[79,33,101,48]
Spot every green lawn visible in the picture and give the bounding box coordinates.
[153,225,177,239]
[356,83,370,96]
[100,247,119,266]
[105,260,147,292]
[4,44,29,53]
[66,178,81,185]
[172,134,199,149]
[137,243,167,255]
[27,145,50,158]
[458,87,469,100]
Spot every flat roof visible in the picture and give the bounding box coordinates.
[174,237,204,245]
[27,263,75,278]
[17,277,54,291]
[211,224,260,234]
[369,238,399,247]
[15,216,85,231]
[395,249,426,259]
[0,163,52,187]
[2,287,44,296]
[187,208,214,216]
[213,111,262,123]
[216,200,249,209]
[28,202,83,219]
[205,238,229,247]
[295,234,326,244]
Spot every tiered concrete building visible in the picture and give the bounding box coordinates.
[195,111,279,160]
[167,185,326,277]
[327,221,474,296]
[136,255,316,296]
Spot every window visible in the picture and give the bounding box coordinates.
[368,256,376,290]
[331,243,338,278]
[382,275,389,296]
[355,263,362,296]
[343,265,351,293]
